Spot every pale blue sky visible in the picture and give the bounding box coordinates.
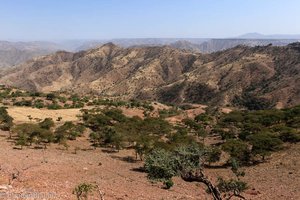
[0,0,299,40]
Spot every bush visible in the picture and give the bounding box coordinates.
[217,177,248,196]
[144,148,175,181]
[73,183,95,200]
[33,99,44,108]
[47,104,62,110]
[248,133,283,160]
[195,113,213,125]
[222,139,250,164]
[0,107,13,131]
[46,93,56,100]
[164,179,174,189]
[205,147,222,164]
[13,100,32,107]
[102,126,123,150]
[55,122,85,142]
[13,123,54,148]
[39,118,55,130]
[103,109,127,122]
[279,131,300,143]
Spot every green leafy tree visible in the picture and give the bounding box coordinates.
[0,107,13,131]
[145,145,223,200]
[222,139,250,164]
[55,121,85,142]
[248,133,283,160]
[13,123,54,148]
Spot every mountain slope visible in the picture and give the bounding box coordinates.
[0,41,62,68]
[0,43,299,108]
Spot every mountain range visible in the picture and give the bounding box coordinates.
[0,42,299,109]
[1,35,299,69]
[0,41,63,68]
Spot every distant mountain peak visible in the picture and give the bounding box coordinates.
[238,33,265,39]
[238,33,300,39]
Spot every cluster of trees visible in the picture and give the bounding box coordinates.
[142,106,300,199]
[87,99,154,111]
[0,86,89,110]
[216,106,300,164]
[82,107,221,164]
[12,93,86,110]
[13,118,85,149]
[0,86,299,200]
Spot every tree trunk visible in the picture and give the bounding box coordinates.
[181,170,222,200]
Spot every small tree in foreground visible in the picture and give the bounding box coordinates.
[73,183,95,200]
[145,145,247,200]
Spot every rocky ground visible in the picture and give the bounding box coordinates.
[0,130,299,200]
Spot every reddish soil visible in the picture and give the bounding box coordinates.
[0,130,299,200]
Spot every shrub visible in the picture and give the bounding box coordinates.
[144,148,175,181]
[222,139,250,164]
[205,147,222,164]
[47,104,62,110]
[101,126,123,151]
[279,131,300,143]
[163,179,174,189]
[248,133,283,160]
[195,113,213,125]
[46,93,56,100]
[13,100,32,107]
[13,123,54,148]
[217,177,248,197]
[33,99,45,108]
[103,109,127,122]
[73,183,95,200]
[39,118,55,130]
[0,107,13,131]
[55,122,85,142]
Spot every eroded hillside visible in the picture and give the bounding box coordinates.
[1,43,299,108]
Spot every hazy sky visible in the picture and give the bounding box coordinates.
[0,0,299,40]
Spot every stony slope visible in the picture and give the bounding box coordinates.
[0,43,299,108]
[0,41,62,68]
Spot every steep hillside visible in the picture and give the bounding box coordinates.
[0,41,62,68]
[0,43,299,108]
[198,39,298,53]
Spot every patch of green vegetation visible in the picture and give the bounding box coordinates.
[0,107,13,131]
[158,108,180,118]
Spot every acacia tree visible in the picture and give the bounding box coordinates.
[145,145,247,200]
[0,107,13,131]
[145,145,222,200]
[13,123,54,149]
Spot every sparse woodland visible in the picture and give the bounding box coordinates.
[0,85,299,199]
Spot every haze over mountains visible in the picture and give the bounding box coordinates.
[1,33,299,68]
[0,41,63,68]
[1,42,299,109]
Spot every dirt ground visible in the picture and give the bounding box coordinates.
[0,130,299,200]
[1,106,299,200]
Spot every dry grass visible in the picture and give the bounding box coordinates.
[7,107,81,123]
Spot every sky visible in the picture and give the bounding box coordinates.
[0,0,299,41]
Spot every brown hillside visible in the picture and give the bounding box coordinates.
[0,43,299,108]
